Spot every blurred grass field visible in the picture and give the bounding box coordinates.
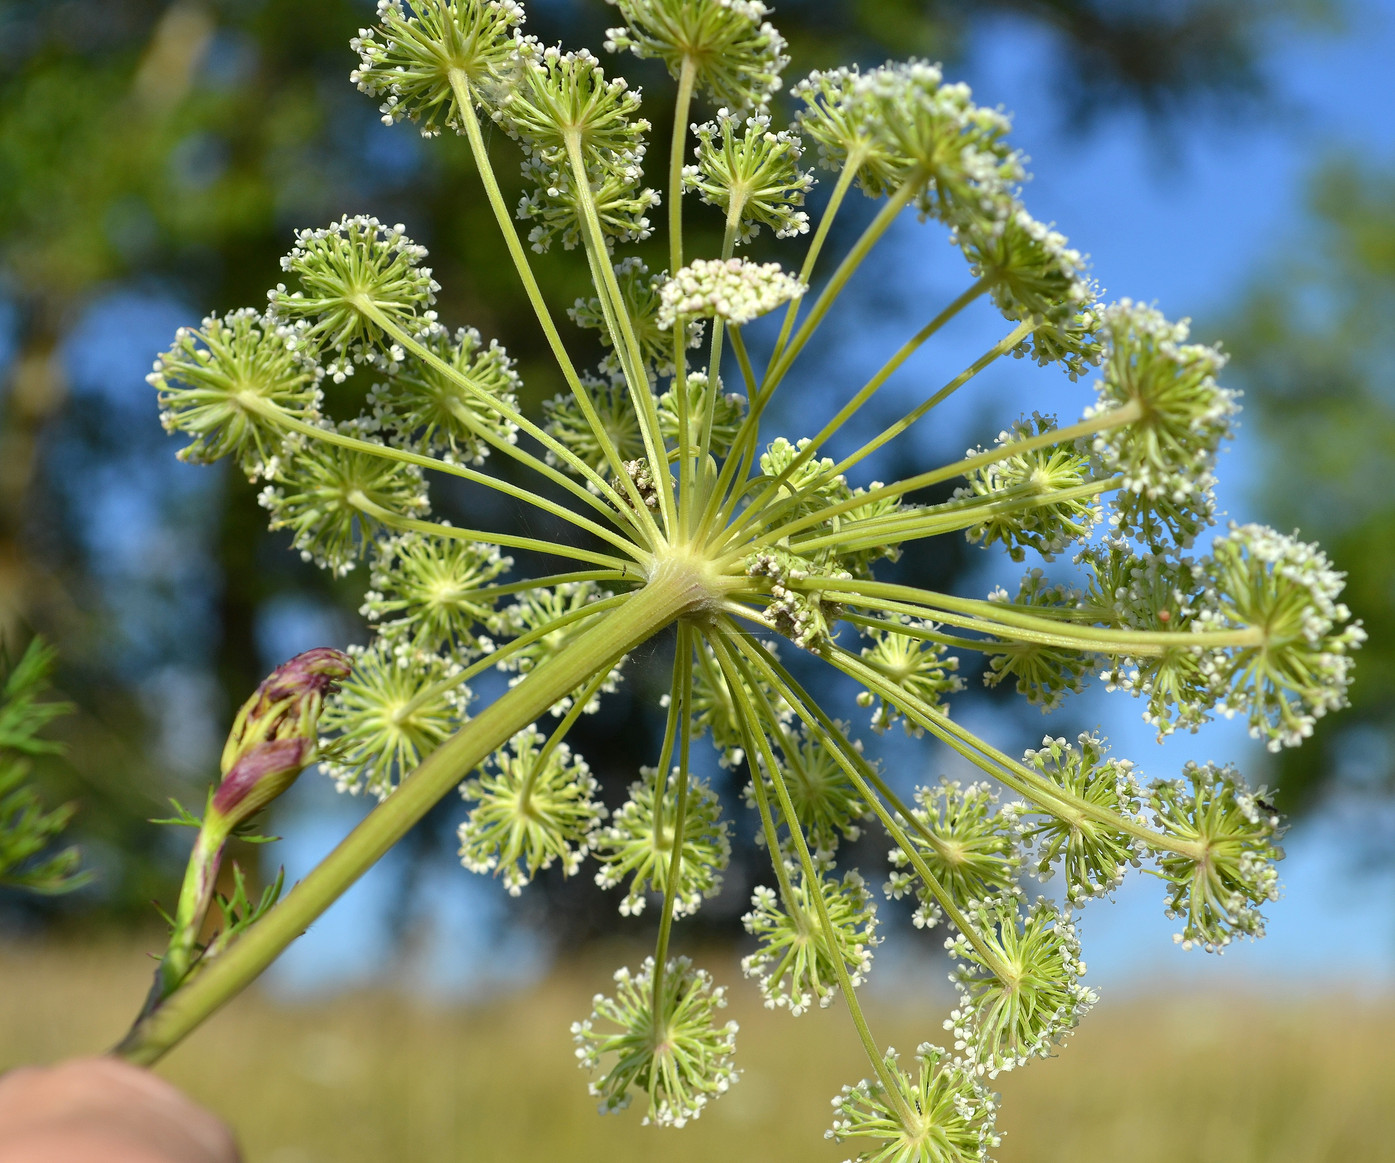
[2,935,1392,1163]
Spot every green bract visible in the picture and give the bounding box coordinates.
[139,1,1364,1155]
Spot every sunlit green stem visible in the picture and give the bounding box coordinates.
[651,623,695,1013]
[356,298,649,530]
[803,575,1267,652]
[155,810,230,1003]
[704,634,806,927]
[769,156,860,365]
[270,407,641,558]
[395,594,630,721]
[522,665,615,807]
[761,171,922,394]
[790,477,1117,556]
[825,644,1204,860]
[823,317,1035,478]
[448,72,658,540]
[717,281,992,541]
[695,211,744,479]
[669,59,697,533]
[718,636,911,1124]
[738,399,1145,554]
[348,493,630,571]
[734,633,1014,978]
[565,136,679,536]
[116,562,711,1065]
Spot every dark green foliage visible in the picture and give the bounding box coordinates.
[0,639,88,895]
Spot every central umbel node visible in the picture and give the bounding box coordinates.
[643,542,743,621]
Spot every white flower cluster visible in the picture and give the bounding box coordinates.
[1088,300,1238,545]
[657,257,806,328]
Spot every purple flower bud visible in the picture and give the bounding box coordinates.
[212,737,314,823]
[220,647,352,775]
[210,648,352,826]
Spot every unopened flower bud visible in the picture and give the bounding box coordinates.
[211,737,316,826]
[213,648,352,827]
[220,647,352,775]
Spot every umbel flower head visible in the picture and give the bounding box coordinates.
[351,0,527,136]
[657,257,805,327]
[361,533,510,656]
[268,215,439,356]
[1019,733,1144,902]
[1202,523,1365,751]
[570,257,705,381]
[573,956,739,1126]
[741,866,880,1014]
[827,1044,1000,1163]
[945,897,1095,1078]
[366,323,521,464]
[744,722,872,856]
[1149,761,1285,952]
[604,0,788,112]
[150,309,322,477]
[885,780,1024,928]
[148,1,1364,1153]
[317,641,469,799]
[683,109,813,242]
[458,725,605,894]
[593,764,731,916]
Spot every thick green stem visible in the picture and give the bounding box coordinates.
[156,819,229,1001]
[115,564,710,1065]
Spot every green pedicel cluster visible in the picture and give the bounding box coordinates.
[146,0,1363,1158]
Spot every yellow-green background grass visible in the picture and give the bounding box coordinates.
[3,935,1391,1163]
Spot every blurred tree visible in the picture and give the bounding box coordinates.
[1222,157,1395,811]
[0,0,1337,924]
